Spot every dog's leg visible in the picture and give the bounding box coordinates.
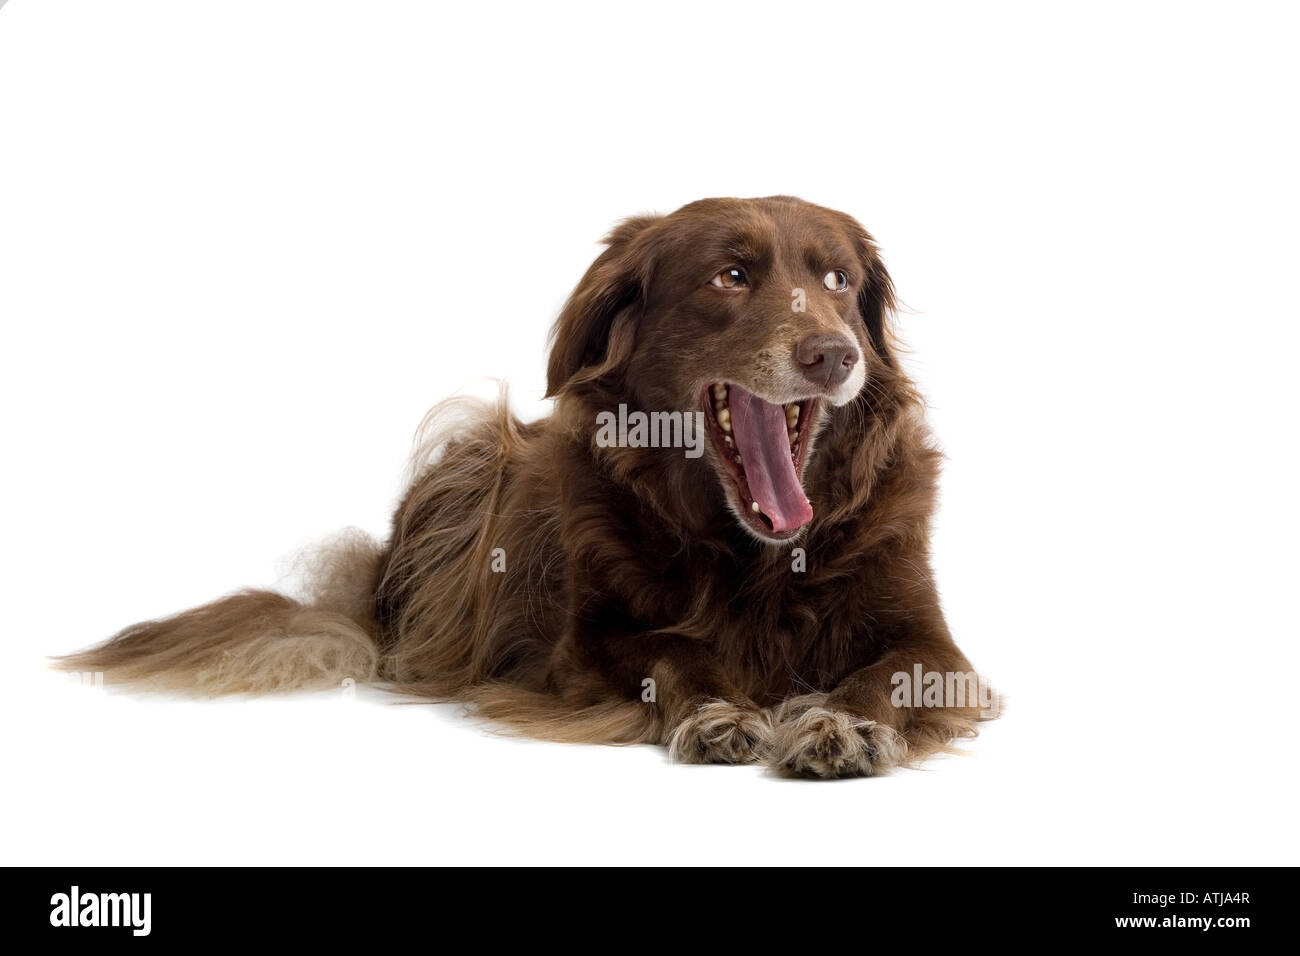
[767,627,993,779]
[556,628,770,765]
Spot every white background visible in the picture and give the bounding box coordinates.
[2,0,1297,865]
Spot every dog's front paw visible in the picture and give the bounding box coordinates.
[766,694,906,779]
[667,698,770,765]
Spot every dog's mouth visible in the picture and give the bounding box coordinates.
[701,383,819,541]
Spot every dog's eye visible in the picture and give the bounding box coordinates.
[709,268,748,289]
[823,269,848,292]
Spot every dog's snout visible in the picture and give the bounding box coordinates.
[795,333,859,388]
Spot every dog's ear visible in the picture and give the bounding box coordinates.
[854,230,899,369]
[545,215,660,398]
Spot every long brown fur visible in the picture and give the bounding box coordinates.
[58,196,997,777]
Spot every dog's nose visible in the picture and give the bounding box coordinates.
[795,333,858,388]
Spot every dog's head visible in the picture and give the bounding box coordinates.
[547,196,899,544]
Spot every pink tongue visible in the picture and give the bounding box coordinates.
[728,385,813,532]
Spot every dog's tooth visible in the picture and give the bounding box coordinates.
[717,407,731,431]
[786,404,800,425]
[712,383,727,401]
[750,501,760,514]
[734,454,742,465]
[723,435,733,446]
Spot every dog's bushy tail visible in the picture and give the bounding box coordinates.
[53,530,384,695]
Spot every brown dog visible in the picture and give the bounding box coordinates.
[60,196,995,777]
